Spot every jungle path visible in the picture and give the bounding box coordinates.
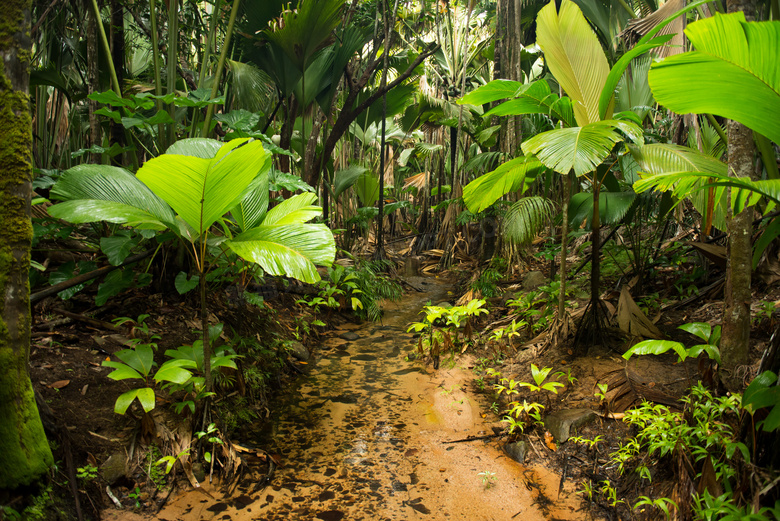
[107,276,581,521]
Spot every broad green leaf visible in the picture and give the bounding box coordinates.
[175,272,200,294]
[114,344,155,377]
[687,344,721,365]
[743,371,778,409]
[49,200,169,230]
[678,322,712,343]
[598,35,673,121]
[631,143,732,231]
[166,138,222,158]
[135,387,156,413]
[269,171,316,193]
[522,120,643,176]
[568,191,637,229]
[623,340,688,361]
[462,156,545,213]
[482,81,576,127]
[100,233,135,266]
[102,361,143,381]
[334,166,371,199]
[154,360,194,384]
[262,192,321,226]
[138,138,267,236]
[228,224,335,284]
[230,158,272,231]
[96,268,136,306]
[115,389,144,415]
[49,164,176,228]
[536,0,611,126]
[458,79,525,106]
[648,13,780,145]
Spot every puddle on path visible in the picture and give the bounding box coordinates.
[105,278,583,520]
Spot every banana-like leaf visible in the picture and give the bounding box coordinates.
[648,13,780,145]
[522,120,643,176]
[568,191,637,229]
[49,165,176,229]
[536,0,611,126]
[137,138,268,236]
[228,224,335,284]
[262,192,322,226]
[462,156,546,213]
[631,143,728,230]
[503,196,556,245]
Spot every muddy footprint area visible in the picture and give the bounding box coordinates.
[105,277,581,521]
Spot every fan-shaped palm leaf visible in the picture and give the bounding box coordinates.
[522,120,643,176]
[228,60,277,116]
[568,191,637,229]
[137,138,268,236]
[462,156,546,213]
[262,192,322,226]
[334,165,370,199]
[536,0,611,126]
[503,196,556,245]
[48,165,176,230]
[648,13,780,145]
[228,224,335,284]
[631,143,728,229]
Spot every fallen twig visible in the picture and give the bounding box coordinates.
[105,486,123,509]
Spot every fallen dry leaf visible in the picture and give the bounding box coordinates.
[544,431,557,451]
[49,380,70,389]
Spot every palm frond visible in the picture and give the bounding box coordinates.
[522,120,643,176]
[228,224,336,284]
[536,0,610,125]
[503,196,556,245]
[462,156,546,213]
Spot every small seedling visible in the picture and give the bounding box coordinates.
[478,470,497,489]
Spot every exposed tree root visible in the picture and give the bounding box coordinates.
[572,298,610,355]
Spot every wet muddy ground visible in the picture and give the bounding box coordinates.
[104,277,583,520]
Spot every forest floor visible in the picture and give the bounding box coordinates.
[18,241,779,521]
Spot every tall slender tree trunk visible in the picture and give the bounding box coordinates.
[494,0,523,155]
[721,0,756,391]
[87,6,101,164]
[0,0,54,489]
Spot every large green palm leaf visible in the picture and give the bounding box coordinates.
[536,0,611,126]
[522,120,643,176]
[503,196,556,245]
[137,138,268,236]
[462,156,546,213]
[631,143,728,230]
[648,13,780,145]
[48,165,176,230]
[228,224,335,284]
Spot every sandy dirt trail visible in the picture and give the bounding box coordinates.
[105,277,582,521]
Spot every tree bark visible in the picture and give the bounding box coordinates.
[0,0,54,489]
[721,0,756,391]
[494,0,523,155]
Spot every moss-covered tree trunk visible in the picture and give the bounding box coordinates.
[0,0,54,490]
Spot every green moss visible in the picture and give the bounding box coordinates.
[0,0,53,490]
